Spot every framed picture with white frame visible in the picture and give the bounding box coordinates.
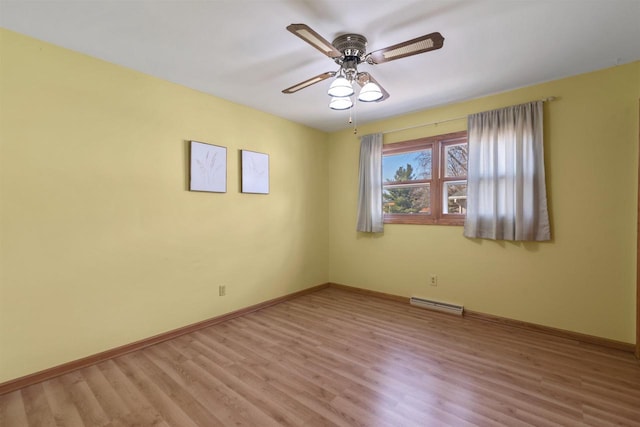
[241,150,269,194]
[189,141,227,193]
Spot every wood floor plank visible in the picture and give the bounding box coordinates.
[170,334,235,368]
[96,359,169,427]
[21,384,56,427]
[242,360,356,426]
[393,393,489,427]
[216,360,323,425]
[148,352,250,426]
[57,371,111,427]
[185,354,303,426]
[0,390,29,427]
[130,350,209,423]
[79,365,130,423]
[42,376,86,427]
[4,287,640,426]
[112,355,200,427]
[205,326,354,396]
[147,343,275,426]
[181,356,286,426]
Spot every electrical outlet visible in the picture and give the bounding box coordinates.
[429,274,438,287]
[219,285,226,296]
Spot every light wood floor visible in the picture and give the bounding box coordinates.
[1,287,639,426]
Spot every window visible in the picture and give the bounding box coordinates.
[382,131,467,225]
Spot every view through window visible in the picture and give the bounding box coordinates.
[382,131,468,225]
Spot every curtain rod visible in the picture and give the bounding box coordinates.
[382,96,556,136]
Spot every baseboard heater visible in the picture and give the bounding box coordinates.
[410,297,464,316]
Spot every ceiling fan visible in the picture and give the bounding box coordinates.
[282,23,444,109]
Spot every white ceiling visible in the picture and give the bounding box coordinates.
[1,0,639,132]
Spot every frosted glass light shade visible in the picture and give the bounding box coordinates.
[329,96,353,110]
[328,77,354,97]
[358,82,383,102]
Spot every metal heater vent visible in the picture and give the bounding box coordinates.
[410,297,464,316]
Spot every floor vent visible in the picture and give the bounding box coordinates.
[410,297,464,316]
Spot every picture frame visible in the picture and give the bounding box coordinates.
[241,150,269,194]
[190,141,227,193]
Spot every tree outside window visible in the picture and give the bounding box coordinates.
[382,131,467,225]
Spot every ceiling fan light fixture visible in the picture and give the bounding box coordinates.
[358,82,383,102]
[327,77,354,97]
[283,24,443,115]
[329,96,353,110]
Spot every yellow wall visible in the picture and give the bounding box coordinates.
[0,29,329,383]
[328,61,640,344]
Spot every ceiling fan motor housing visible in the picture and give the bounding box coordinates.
[332,34,368,79]
[332,34,368,63]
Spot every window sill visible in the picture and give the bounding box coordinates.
[383,215,465,226]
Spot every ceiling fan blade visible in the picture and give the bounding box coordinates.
[356,72,390,101]
[367,32,444,64]
[287,24,343,59]
[282,72,336,94]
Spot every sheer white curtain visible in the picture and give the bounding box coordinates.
[463,101,551,241]
[356,133,384,233]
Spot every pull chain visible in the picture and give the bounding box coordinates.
[349,96,358,134]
